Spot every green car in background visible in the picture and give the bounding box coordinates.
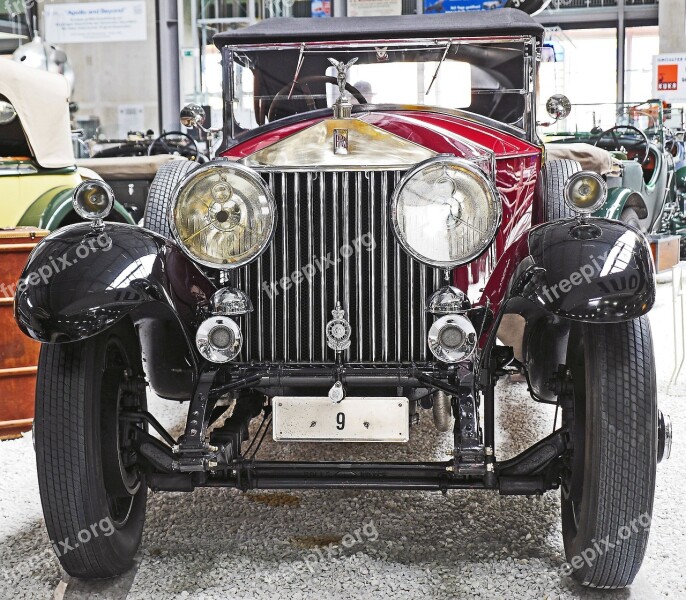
[544,100,676,235]
[0,59,134,229]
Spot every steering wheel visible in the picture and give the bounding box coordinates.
[267,75,368,123]
[148,131,199,160]
[593,125,650,165]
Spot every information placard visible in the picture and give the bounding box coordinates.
[348,0,402,17]
[45,1,147,44]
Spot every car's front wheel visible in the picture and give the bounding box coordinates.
[35,320,147,578]
[562,316,657,588]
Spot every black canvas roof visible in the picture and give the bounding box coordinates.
[214,9,544,48]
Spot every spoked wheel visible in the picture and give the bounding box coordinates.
[35,320,147,578]
[561,316,657,589]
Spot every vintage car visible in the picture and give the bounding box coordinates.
[545,100,675,233]
[0,59,192,226]
[662,111,686,255]
[0,59,135,229]
[15,11,671,588]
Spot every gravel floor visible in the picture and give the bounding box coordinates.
[0,281,684,600]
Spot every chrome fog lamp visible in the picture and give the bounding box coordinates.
[391,157,501,268]
[427,285,470,315]
[0,101,17,125]
[72,180,114,221]
[564,171,607,215]
[428,314,477,363]
[171,162,276,268]
[196,316,242,363]
[210,287,253,316]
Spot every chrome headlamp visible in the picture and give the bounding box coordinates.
[0,101,17,125]
[390,157,501,268]
[72,180,114,221]
[564,171,607,215]
[170,162,276,268]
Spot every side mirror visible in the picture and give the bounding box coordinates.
[0,100,17,125]
[180,104,206,130]
[546,94,572,121]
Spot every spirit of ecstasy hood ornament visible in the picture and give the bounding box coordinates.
[328,57,357,119]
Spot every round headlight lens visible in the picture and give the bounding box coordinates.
[564,171,608,214]
[72,180,114,220]
[171,163,276,268]
[391,157,501,268]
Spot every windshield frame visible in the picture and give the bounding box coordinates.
[219,34,539,149]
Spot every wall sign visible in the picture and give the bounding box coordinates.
[424,0,551,15]
[44,1,147,44]
[117,104,145,138]
[348,0,402,17]
[653,54,686,102]
[312,0,332,17]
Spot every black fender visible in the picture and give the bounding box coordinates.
[509,217,655,323]
[14,223,216,400]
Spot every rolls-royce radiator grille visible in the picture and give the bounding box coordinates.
[236,170,443,363]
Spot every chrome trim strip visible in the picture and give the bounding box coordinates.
[244,265,251,359]
[268,173,276,360]
[355,171,363,360]
[381,171,389,362]
[307,172,314,362]
[256,253,263,361]
[294,172,301,362]
[342,172,350,321]
[252,164,428,173]
[319,171,327,359]
[393,171,401,361]
[333,172,340,304]
[369,171,377,362]
[281,172,288,360]
[409,254,415,358]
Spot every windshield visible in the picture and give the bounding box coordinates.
[542,101,669,146]
[223,38,531,139]
[542,101,667,136]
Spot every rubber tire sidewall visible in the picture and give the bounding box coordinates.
[534,158,582,224]
[620,207,642,230]
[562,317,657,588]
[143,159,199,238]
[35,322,147,578]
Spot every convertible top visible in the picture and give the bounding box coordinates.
[0,59,74,169]
[214,9,544,47]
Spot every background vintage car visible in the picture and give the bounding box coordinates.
[0,60,135,229]
[544,101,675,233]
[0,59,197,229]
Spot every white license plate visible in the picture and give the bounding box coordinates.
[272,396,409,442]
